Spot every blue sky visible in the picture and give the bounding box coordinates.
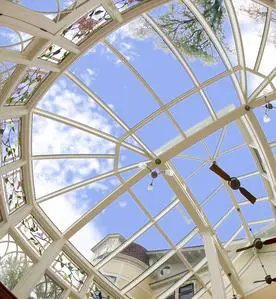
[10,0,274,278]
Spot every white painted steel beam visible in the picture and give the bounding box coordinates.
[13,239,66,299]
[242,113,276,205]
[0,49,60,72]
[64,94,271,241]
[202,233,227,299]
[162,162,244,296]
[0,204,32,239]
[0,106,28,119]
[254,9,272,72]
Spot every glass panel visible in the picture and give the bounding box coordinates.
[6,68,49,106]
[132,174,175,217]
[0,26,33,52]
[135,113,180,151]
[169,92,212,133]
[86,281,114,299]
[39,176,121,232]
[28,274,63,299]
[97,226,171,290]
[0,118,21,165]
[158,203,195,245]
[232,0,267,69]
[203,76,241,112]
[7,0,89,21]
[69,42,159,128]
[16,215,53,256]
[2,168,26,213]
[39,45,69,64]
[0,234,33,290]
[52,251,87,291]
[62,6,111,45]
[32,114,116,156]
[148,0,226,82]
[69,192,148,263]
[107,17,195,102]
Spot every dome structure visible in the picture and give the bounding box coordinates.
[0,0,276,299]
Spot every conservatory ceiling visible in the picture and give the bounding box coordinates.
[0,0,276,298]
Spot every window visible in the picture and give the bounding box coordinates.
[179,283,194,299]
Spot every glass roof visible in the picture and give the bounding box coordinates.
[0,0,276,298]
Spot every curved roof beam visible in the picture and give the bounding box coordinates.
[181,0,245,104]
[143,13,217,121]
[33,108,147,156]
[103,39,187,138]
[224,0,247,94]
[254,8,272,72]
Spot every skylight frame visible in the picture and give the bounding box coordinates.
[0,0,275,298]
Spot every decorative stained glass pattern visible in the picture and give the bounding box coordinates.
[86,282,113,299]
[28,274,63,299]
[39,45,69,64]
[6,68,49,106]
[52,251,87,290]
[0,234,33,290]
[16,215,52,256]
[3,168,26,213]
[0,118,21,166]
[62,6,111,45]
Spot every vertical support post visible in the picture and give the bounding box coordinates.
[202,233,227,299]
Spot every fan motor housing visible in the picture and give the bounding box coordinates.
[228,177,241,190]
[265,275,272,284]
[254,238,263,250]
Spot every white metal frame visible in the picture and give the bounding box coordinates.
[0,0,275,298]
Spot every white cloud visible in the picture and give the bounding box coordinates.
[232,0,276,93]
[32,79,122,260]
[118,201,127,208]
[80,68,97,86]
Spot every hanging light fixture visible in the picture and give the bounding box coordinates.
[138,159,174,191]
[262,94,275,123]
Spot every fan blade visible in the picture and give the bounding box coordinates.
[253,280,266,283]
[236,244,254,253]
[209,163,231,181]
[272,278,276,282]
[239,187,257,204]
[263,237,276,245]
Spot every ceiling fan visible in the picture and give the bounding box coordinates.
[254,275,276,285]
[236,237,276,252]
[209,162,257,204]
